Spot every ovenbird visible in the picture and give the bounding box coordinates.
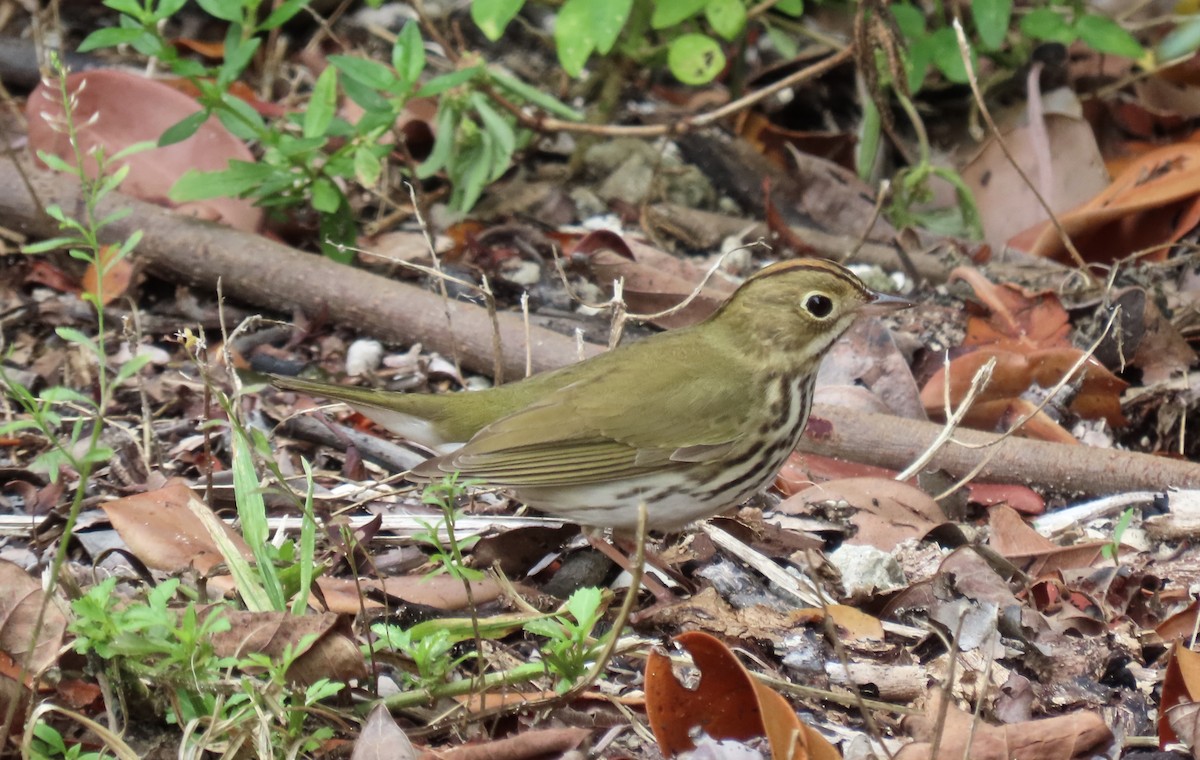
[273,259,909,531]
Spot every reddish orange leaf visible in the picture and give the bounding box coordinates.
[646,631,841,760]
[1160,642,1200,747]
[1009,144,1200,264]
[81,244,133,306]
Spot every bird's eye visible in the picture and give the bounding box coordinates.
[804,293,834,318]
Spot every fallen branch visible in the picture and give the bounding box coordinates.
[801,405,1200,495]
[0,155,597,380]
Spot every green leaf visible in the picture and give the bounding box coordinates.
[114,352,154,386]
[318,199,356,263]
[40,386,95,406]
[471,0,526,41]
[38,152,79,176]
[354,145,383,187]
[261,0,309,29]
[929,26,973,84]
[78,27,149,52]
[158,110,209,147]
[764,23,798,58]
[486,70,584,120]
[55,327,101,357]
[417,106,458,179]
[667,34,726,85]
[330,54,396,90]
[195,0,243,23]
[416,66,483,97]
[304,66,338,139]
[155,0,189,19]
[1075,14,1143,58]
[23,236,80,254]
[215,92,266,139]
[972,0,1011,51]
[449,133,492,211]
[1019,8,1074,44]
[218,26,260,87]
[471,93,515,178]
[889,4,925,39]
[566,587,601,626]
[342,77,392,115]
[706,0,746,41]
[311,177,342,214]
[651,0,706,29]
[105,0,144,16]
[392,21,426,89]
[170,161,274,201]
[1157,16,1200,62]
[111,140,157,162]
[588,0,632,54]
[554,0,633,76]
[774,0,803,16]
[229,425,283,611]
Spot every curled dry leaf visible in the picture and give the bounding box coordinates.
[431,728,593,760]
[574,229,735,329]
[987,505,1106,577]
[1161,641,1200,748]
[645,630,841,760]
[921,268,1127,439]
[896,693,1112,760]
[1008,143,1200,265]
[775,452,1045,515]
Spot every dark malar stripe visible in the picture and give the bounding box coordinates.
[694,372,813,503]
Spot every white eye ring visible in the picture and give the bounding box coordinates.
[803,292,834,319]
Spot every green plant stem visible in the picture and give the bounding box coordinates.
[5,55,122,747]
[374,661,551,712]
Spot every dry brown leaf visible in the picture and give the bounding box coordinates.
[0,559,68,675]
[1008,143,1200,264]
[780,477,944,551]
[210,609,367,686]
[1166,701,1200,759]
[101,480,252,577]
[1161,641,1200,747]
[353,704,417,760]
[920,268,1127,439]
[425,728,593,760]
[81,244,134,306]
[26,68,262,232]
[576,230,733,329]
[897,693,1112,759]
[962,111,1109,251]
[645,630,842,760]
[988,505,1107,576]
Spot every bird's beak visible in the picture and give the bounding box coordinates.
[861,289,914,314]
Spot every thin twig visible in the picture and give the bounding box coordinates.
[485,47,853,138]
[951,19,1093,277]
[895,354,996,481]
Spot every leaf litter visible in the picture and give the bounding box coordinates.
[1,2,1200,759]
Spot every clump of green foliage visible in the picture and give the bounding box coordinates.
[79,0,581,259]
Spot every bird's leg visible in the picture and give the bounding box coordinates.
[582,530,678,605]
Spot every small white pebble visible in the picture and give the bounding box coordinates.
[344,339,384,377]
[501,259,541,287]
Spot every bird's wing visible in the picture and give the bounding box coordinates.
[420,334,757,486]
